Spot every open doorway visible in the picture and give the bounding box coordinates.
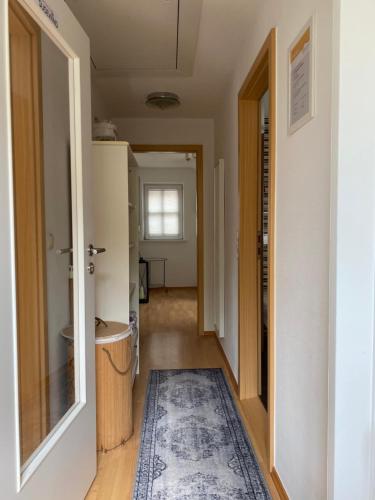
[132,145,204,336]
[238,29,276,472]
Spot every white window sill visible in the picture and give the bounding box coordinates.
[140,239,188,243]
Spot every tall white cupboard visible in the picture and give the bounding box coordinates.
[92,141,140,375]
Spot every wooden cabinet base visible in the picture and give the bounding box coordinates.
[96,330,134,453]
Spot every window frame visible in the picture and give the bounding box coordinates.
[143,183,184,241]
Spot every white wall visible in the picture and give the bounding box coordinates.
[328,1,375,499]
[112,118,215,330]
[91,79,109,120]
[139,167,197,288]
[41,32,71,424]
[214,1,333,498]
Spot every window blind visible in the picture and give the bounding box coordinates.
[144,184,183,240]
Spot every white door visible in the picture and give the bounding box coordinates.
[0,0,96,498]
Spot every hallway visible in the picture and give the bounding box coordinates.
[86,288,279,499]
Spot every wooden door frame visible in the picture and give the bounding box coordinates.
[131,144,204,336]
[238,29,276,470]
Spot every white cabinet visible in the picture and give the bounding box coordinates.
[128,154,140,325]
[92,141,140,373]
[128,150,140,376]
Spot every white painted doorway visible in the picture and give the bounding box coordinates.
[0,0,96,498]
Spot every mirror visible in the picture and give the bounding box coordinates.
[9,0,76,464]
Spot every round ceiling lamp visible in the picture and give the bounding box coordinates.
[145,92,181,110]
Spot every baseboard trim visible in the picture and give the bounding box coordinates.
[203,330,216,337]
[212,334,239,394]
[270,468,289,500]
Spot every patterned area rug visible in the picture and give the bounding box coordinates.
[133,369,271,499]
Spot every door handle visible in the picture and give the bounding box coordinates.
[87,244,106,256]
[56,248,73,255]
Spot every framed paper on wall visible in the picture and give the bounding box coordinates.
[288,17,316,134]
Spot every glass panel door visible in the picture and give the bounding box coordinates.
[1,0,95,496]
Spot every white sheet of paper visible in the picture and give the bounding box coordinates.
[290,42,311,126]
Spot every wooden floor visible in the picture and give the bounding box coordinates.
[86,288,279,499]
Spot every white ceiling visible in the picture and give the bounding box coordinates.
[135,152,196,169]
[65,0,202,75]
[66,0,256,118]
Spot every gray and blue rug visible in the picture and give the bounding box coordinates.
[133,368,271,499]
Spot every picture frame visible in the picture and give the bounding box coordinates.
[288,16,316,134]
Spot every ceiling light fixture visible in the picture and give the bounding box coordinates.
[145,92,181,110]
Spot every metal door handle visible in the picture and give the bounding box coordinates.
[87,244,106,256]
[56,248,73,255]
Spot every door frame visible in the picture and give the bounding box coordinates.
[131,144,204,336]
[238,29,276,470]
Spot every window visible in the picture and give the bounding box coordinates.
[143,184,183,240]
